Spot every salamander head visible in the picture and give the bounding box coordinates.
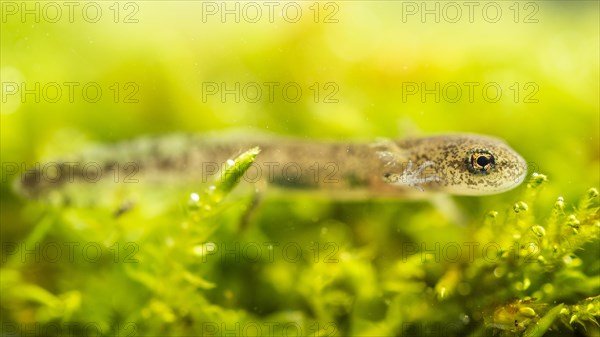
[380,134,528,195]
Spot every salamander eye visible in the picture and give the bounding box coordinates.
[467,150,495,174]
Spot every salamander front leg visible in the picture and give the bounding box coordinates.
[383,160,441,192]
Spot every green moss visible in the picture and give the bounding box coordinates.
[2,157,599,337]
[1,2,597,335]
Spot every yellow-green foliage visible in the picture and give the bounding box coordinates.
[1,2,598,337]
[1,145,598,336]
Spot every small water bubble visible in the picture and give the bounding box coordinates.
[513,201,528,213]
[524,243,538,256]
[527,173,548,189]
[531,225,546,237]
[487,211,499,218]
[566,215,580,228]
[459,313,470,324]
[321,227,328,235]
[190,193,200,202]
[485,211,498,226]
[554,197,565,211]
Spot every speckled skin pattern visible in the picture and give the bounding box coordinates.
[15,133,527,199]
[373,134,528,195]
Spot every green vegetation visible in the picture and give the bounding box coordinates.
[1,1,598,336]
[1,150,598,336]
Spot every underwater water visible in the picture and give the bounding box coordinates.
[1,1,599,336]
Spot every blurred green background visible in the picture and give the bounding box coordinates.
[1,1,598,336]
